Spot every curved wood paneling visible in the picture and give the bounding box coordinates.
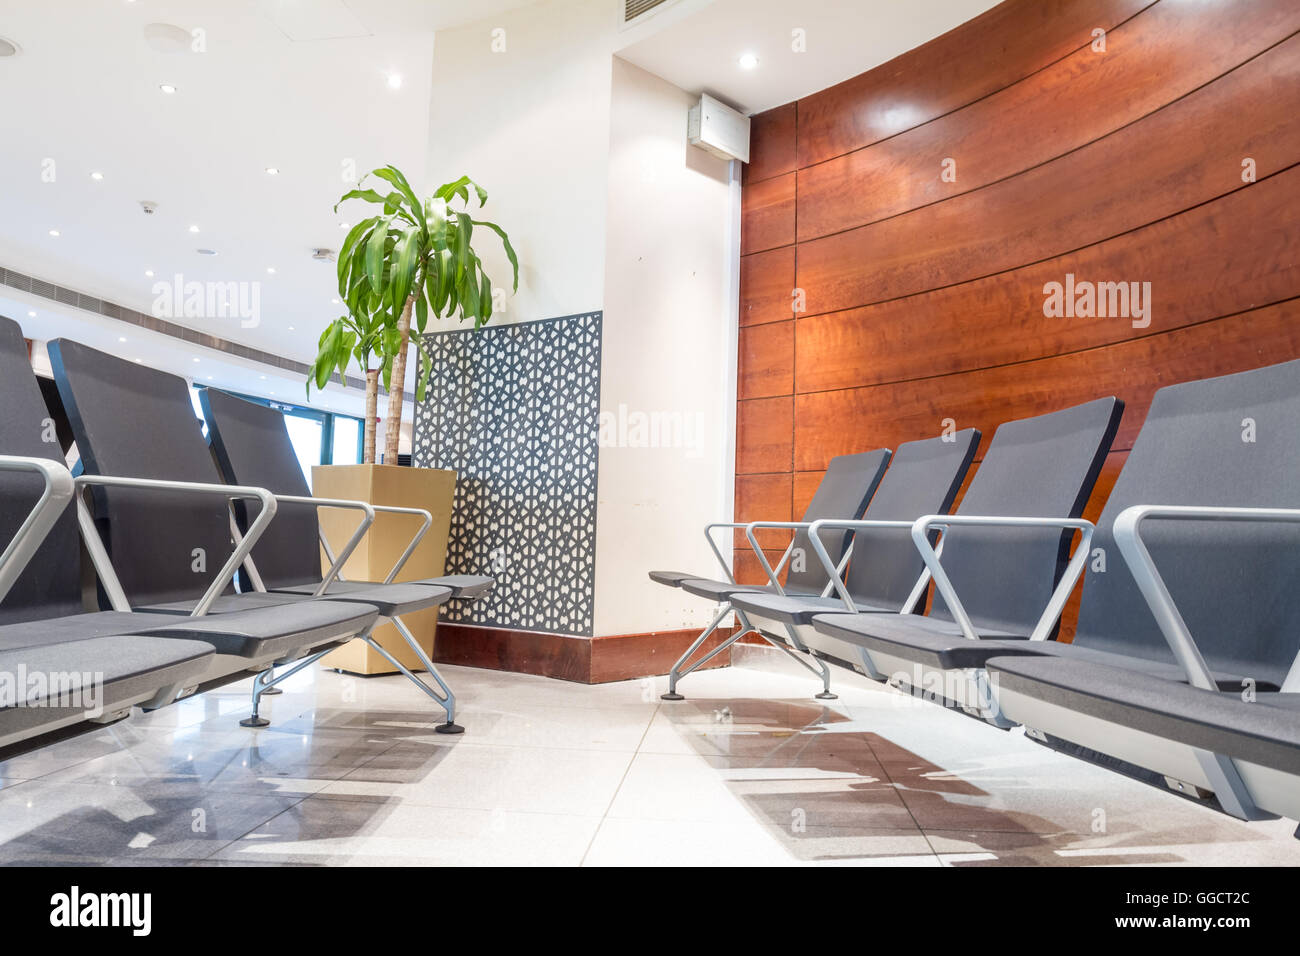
[796,33,1300,317]
[734,0,1300,647]
[795,164,1300,393]
[797,0,1300,241]
[796,0,1155,167]
[793,298,1300,471]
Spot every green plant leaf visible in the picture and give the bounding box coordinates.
[390,224,421,312]
[414,288,428,333]
[471,219,519,291]
[364,218,390,293]
[334,188,388,213]
[374,166,425,233]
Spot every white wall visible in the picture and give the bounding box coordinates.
[425,2,739,638]
[423,0,616,328]
[592,57,737,636]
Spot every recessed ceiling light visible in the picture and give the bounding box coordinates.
[48,229,60,237]
[266,267,276,274]
[90,171,104,181]
[160,84,177,94]
[259,375,266,380]
[196,248,217,256]
[387,73,402,90]
[144,269,154,277]
[134,358,143,364]
[207,375,214,380]
[265,167,279,176]
[27,311,36,318]
[331,298,340,304]
[339,222,350,229]
[192,358,200,363]
[738,53,759,70]
[188,224,199,233]
[118,336,127,343]
[287,326,295,331]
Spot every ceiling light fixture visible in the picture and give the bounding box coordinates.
[265,167,279,175]
[387,73,402,90]
[188,224,199,233]
[27,311,36,318]
[159,83,177,94]
[48,229,60,237]
[192,357,200,363]
[738,53,759,70]
[118,336,127,343]
[91,171,104,181]
[144,269,154,277]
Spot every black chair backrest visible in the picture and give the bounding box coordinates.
[48,339,235,609]
[0,318,83,624]
[200,389,321,589]
[783,449,891,596]
[1074,360,1300,688]
[929,397,1124,636]
[843,429,980,610]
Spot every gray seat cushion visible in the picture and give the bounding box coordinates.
[145,583,449,620]
[679,578,778,602]
[649,570,701,588]
[813,612,1265,690]
[0,635,214,738]
[733,591,895,627]
[144,601,379,658]
[414,575,494,599]
[275,576,489,602]
[986,655,1300,776]
[267,583,452,617]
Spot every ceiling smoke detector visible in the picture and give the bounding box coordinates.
[139,200,159,215]
[312,248,336,262]
[0,37,20,57]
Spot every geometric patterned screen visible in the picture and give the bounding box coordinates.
[412,312,602,636]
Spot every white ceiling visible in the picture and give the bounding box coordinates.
[616,0,1003,115]
[0,0,539,410]
[0,0,1000,413]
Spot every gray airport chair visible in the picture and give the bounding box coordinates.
[651,449,891,700]
[47,339,463,733]
[732,430,979,671]
[982,358,1300,823]
[0,316,377,753]
[808,397,1123,724]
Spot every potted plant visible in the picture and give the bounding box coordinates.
[302,166,518,675]
[307,166,518,462]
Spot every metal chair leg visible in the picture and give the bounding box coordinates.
[362,615,463,734]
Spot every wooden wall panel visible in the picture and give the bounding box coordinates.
[734,473,792,549]
[738,320,793,400]
[796,0,1155,166]
[794,299,1300,472]
[733,1,1300,647]
[795,165,1300,393]
[739,246,795,327]
[740,172,795,255]
[796,33,1300,317]
[744,102,797,184]
[796,0,1300,241]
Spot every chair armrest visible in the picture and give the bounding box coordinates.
[1113,505,1300,692]
[910,514,1095,643]
[0,456,76,607]
[703,522,750,585]
[74,474,277,617]
[271,495,376,594]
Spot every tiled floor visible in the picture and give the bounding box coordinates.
[0,654,1296,866]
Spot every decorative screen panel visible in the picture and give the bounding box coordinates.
[413,312,602,636]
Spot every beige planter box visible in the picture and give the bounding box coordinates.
[312,463,457,675]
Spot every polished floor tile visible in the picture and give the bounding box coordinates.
[0,654,1296,867]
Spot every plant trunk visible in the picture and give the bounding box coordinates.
[383,293,416,464]
[364,368,379,464]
